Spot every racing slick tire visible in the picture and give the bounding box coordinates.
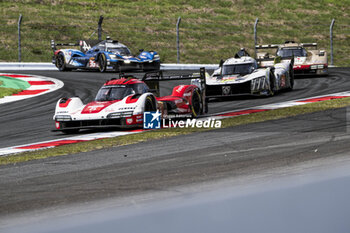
[114,63,121,73]
[269,72,275,96]
[143,61,161,71]
[288,65,294,90]
[144,96,157,112]
[56,53,71,71]
[190,89,202,117]
[152,61,161,71]
[98,53,107,72]
[204,97,209,114]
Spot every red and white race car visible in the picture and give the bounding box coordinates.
[256,41,328,76]
[53,69,206,133]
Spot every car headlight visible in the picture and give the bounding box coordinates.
[153,54,160,59]
[311,65,317,69]
[317,64,324,69]
[124,60,131,64]
[109,54,117,59]
[55,115,72,121]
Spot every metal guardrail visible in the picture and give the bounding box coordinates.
[0,62,219,71]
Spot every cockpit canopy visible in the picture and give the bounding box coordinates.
[222,62,257,76]
[91,41,132,56]
[277,47,307,58]
[95,83,149,101]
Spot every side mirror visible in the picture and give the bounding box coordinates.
[139,49,144,53]
[94,48,100,52]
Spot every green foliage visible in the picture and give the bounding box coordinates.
[0,0,349,66]
[0,87,22,98]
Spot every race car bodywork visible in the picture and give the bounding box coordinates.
[51,38,160,72]
[201,49,294,99]
[53,69,206,133]
[256,41,328,76]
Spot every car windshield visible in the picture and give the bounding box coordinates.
[107,47,132,56]
[222,63,255,76]
[95,83,149,101]
[95,86,135,101]
[277,48,307,57]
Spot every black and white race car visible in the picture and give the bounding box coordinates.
[198,49,294,99]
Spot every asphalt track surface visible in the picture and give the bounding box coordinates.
[0,67,349,149]
[2,107,350,232]
[1,68,350,230]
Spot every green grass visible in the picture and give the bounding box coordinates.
[0,87,22,98]
[0,0,349,66]
[2,96,350,166]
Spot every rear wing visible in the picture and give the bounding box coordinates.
[255,44,279,63]
[255,44,280,61]
[255,44,280,50]
[255,44,294,67]
[50,40,79,52]
[142,67,206,92]
[300,43,317,49]
[50,39,101,53]
[142,67,207,113]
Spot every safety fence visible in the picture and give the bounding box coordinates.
[1,14,350,66]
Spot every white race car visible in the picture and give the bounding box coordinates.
[204,49,294,99]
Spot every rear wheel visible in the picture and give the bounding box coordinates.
[56,53,70,71]
[114,63,121,73]
[143,61,160,71]
[152,61,161,71]
[191,89,202,117]
[98,54,107,72]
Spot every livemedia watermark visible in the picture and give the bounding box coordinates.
[143,110,221,129]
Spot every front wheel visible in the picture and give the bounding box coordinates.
[269,72,275,96]
[98,54,107,72]
[204,97,209,114]
[144,96,156,112]
[288,66,294,90]
[191,89,202,117]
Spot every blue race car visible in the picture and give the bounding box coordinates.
[51,37,160,72]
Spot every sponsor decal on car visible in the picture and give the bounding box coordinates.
[222,76,238,81]
[88,58,98,68]
[222,86,231,95]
